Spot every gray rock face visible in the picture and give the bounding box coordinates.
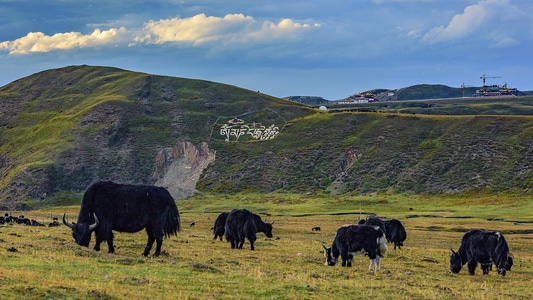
[153,141,216,199]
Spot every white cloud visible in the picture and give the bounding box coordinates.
[0,13,320,55]
[489,37,519,48]
[420,0,524,44]
[422,2,488,43]
[407,29,422,39]
[0,28,128,54]
[135,13,320,45]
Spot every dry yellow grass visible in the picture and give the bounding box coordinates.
[1,194,532,299]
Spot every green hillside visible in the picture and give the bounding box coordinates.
[1,65,532,209]
[0,65,310,209]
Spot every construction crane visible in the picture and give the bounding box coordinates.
[461,83,473,98]
[480,74,500,87]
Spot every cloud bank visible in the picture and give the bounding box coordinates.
[0,14,319,55]
[0,28,128,55]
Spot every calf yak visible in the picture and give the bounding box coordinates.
[224,208,273,250]
[63,180,181,257]
[323,224,388,271]
[450,229,513,276]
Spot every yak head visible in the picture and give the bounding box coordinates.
[63,212,99,247]
[449,248,463,274]
[264,222,274,238]
[497,254,513,276]
[321,242,337,266]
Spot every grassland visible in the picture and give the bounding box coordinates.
[1,193,532,299]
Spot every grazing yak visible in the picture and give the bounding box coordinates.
[63,180,181,257]
[358,217,386,235]
[212,212,230,241]
[224,209,273,250]
[323,224,388,271]
[383,219,407,250]
[450,229,513,276]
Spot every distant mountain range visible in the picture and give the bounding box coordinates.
[285,84,532,106]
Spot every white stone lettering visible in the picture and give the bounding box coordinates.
[219,123,280,142]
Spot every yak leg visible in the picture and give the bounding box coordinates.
[347,254,353,267]
[93,231,102,251]
[237,231,245,249]
[481,263,491,275]
[143,226,156,257]
[369,257,381,271]
[467,260,477,275]
[106,237,115,253]
[153,234,163,257]
[247,233,257,251]
[368,249,379,271]
[374,256,381,271]
[248,232,256,250]
[94,232,114,253]
[93,237,102,252]
[228,235,238,249]
[340,249,349,267]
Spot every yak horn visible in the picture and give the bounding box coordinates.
[320,241,328,250]
[450,248,457,255]
[62,212,74,229]
[89,213,99,230]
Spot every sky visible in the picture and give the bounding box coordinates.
[0,0,532,100]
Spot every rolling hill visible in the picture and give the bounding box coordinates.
[1,65,532,210]
[286,84,531,105]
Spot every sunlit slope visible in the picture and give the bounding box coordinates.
[0,65,310,208]
[0,65,532,209]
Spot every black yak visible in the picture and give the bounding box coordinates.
[450,229,512,276]
[63,180,181,257]
[323,224,388,271]
[224,209,273,250]
[212,212,229,241]
[383,219,407,249]
[358,216,386,236]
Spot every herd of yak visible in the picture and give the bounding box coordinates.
[2,180,514,276]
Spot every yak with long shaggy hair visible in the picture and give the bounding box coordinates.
[224,209,273,250]
[63,180,180,257]
[323,224,388,271]
[450,229,513,276]
[383,219,407,250]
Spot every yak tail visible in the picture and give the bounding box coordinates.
[163,200,181,238]
[398,223,407,241]
[378,233,388,257]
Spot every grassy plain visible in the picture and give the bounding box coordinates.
[1,193,532,299]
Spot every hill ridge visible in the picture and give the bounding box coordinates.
[1,65,532,209]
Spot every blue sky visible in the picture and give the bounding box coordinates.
[1,0,531,100]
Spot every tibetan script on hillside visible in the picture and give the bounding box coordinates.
[220,123,280,142]
[211,108,286,142]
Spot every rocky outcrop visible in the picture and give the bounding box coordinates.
[327,148,364,194]
[153,141,216,199]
